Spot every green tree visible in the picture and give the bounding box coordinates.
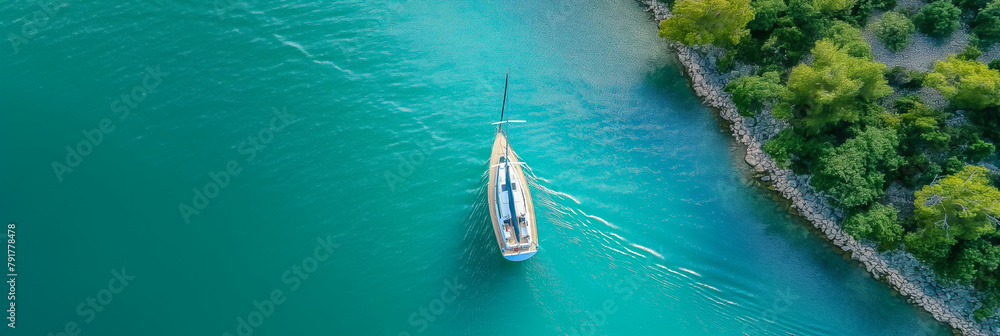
[872,12,915,52]
[783,39,892,131]
[812,127,905,208]
[990,59,1000,71]
[844,203,904,247]
[814,0,856,13]
[941,238,1000,282]
[911,165,1000,244]
[659,0,756,47]
[925,56,1000,110]
[764,26,812,66]
[725,71,786,116]
[913,1,961,37]
[825,21,874,59]
[973,0,1000,42]
[966,137,996,162]
[748,0,788,31]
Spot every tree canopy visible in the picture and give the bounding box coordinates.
[725,71,786,116]
[873,12,915,52]
[659,0,756,47]
[913,165,1000,241]
[913,1,962,37]
[925,56,1000,110]
[812,127,904,208]
[814,0,856,13]
[844,203,904,248]
[973,0,1000,41]
[824,20,874,59]
[748,0,788,31]
[907,165,1000,282]
[783,39,891,131]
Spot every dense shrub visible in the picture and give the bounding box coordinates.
[966,137,997,162]
[812,127,905,208]
[873,12,916,51]
[815,0,857,12]
[925,56,1000,110]
[972,0,1000,42]
[955,0,992,10]
[725,71,786,116]
[958,45,982,61]
[825,21,875,59]
[990,59,1000,70]
[844,203,903,248]
[659,0,756,47]
[782,39,891,132]
[748,0,788,31]
[886,66,928,88]
[913,1,962,37]
[906,166,1000,282]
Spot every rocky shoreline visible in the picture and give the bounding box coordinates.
[635,0,1000,335]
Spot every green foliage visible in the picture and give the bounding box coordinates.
[844,0,877,26]
[825,21,875,59]
[749,0,789,31]
[718,49,737,72]
[974,306,994,322]
[764,26,813,66]
[812,127,905,208]
[955,0,992,10]
[815,0,857,13]
[991,59,1000,71]
[925,56,1000,110]
[764,129,799,168]
[897,96,949,152]
[966,137,996,162]
[941,238,1000,282]
[913,1,961,37]
[943,156,964,174]
[873,12,916,51]
[886,66,928,88]
[725,71,787,116]
[906,165,1000,276]
[844,203,904,247]
[875,0,897,10]
[914,165,1000,240]
[958,45,983,61]
[763,128,835,170]
[783,39,891,132]
[659,0,757,47]
[973,0,1000,42]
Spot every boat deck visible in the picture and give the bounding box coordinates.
[488,129,538,259]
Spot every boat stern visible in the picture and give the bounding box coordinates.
[502,249,536,261]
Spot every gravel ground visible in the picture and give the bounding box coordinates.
[863,0,1000,71]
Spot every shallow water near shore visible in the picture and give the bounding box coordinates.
[1,0,954,335]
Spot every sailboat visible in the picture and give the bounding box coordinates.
[488,72,538,261]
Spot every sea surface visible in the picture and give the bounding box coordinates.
[1,1,954,335]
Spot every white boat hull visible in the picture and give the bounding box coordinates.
[488,129,538,261]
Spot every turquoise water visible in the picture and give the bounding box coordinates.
[1,0,954,335]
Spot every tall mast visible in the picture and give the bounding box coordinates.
[499,70,520,242]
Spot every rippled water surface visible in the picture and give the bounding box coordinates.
[1,0,953,335]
